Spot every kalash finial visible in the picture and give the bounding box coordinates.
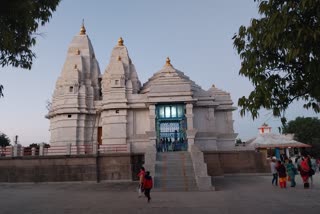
[118,37,124,46]
[79,19,86,35]
[165,57,172,66]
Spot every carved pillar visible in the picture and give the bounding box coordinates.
[185,103,197,150]
[147,104,157,148]
[149,105,156,132]
[144,104,157,176]
[186,103,194,130]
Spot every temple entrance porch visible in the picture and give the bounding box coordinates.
[155,104,187,152]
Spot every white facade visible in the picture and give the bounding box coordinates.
[47,25,237,153]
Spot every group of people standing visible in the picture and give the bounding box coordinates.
[157,137,187,152]
[270,153,317,189]
[137,167,153,203]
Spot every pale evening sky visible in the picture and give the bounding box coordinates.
[0,0,318,146]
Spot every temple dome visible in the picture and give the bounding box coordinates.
[140,57,202,94]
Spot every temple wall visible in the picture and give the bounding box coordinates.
[128,109,150,153]
[214,111,228,133]
[0,151,269,183]
[193,107,218,151]
[50,114,97,145]
[50,114,79,144]
[84,114,96,144]
[133,109,149,135]
[204,151,270,176]
[101,110,127,144]
[193,107,215,133]
[0,154,144,183]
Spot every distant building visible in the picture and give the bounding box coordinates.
[246,124,311,159]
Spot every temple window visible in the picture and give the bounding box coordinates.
[165,106,171,118]
[157,104,185,119]
[69,86,73,92]
[159,107,165,118]
[171,106,177,117]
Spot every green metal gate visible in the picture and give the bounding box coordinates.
[155,104,187,151]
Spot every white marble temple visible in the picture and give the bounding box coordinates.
[47,24,237,154]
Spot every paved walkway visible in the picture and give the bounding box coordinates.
[0,173,319,214]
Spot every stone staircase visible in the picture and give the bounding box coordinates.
[154,151,198,191]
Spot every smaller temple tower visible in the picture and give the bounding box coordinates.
[258,123,272,134]
[100,37,141,145]
[47,22,101,146]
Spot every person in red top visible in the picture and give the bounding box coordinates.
[299,155,311,188]
[137,167,145,197]
[143,171,153,203]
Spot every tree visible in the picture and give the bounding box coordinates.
[0,0,61,97]
[233,0,320,123]
[282,117,320,156]
[0,85,3,98]
[0,132,11,147]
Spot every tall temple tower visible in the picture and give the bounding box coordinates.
[47,23,101,145]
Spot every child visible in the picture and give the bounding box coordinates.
[276,160,287,188]
[143,171,153,203]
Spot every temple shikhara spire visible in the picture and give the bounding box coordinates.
[79,19,86,35]
[118,37,124,46]
[165,57,172,66]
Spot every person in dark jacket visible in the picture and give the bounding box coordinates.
[276,160,287,188]
[143,171,153,203]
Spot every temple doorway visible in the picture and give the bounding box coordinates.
[156,104,187,152]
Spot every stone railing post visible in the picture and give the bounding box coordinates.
[66,143,72,155]
[31,147,36,156]
[39,143,45,156]
[9,146,14,157]
[13,144,22,157]
[92,142,98,154]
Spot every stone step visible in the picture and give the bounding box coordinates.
[154,177,196,181]
[156,152,191,160]
[155,172,194,175]
[155,164,193,168]
[155,169,195,176]
[154,178,197,186]
[154,179,197,189]
[156,160,192,164]
[155,151,198,191]
[153,186,198,192]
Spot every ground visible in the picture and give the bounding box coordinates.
[0,174,319,214]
